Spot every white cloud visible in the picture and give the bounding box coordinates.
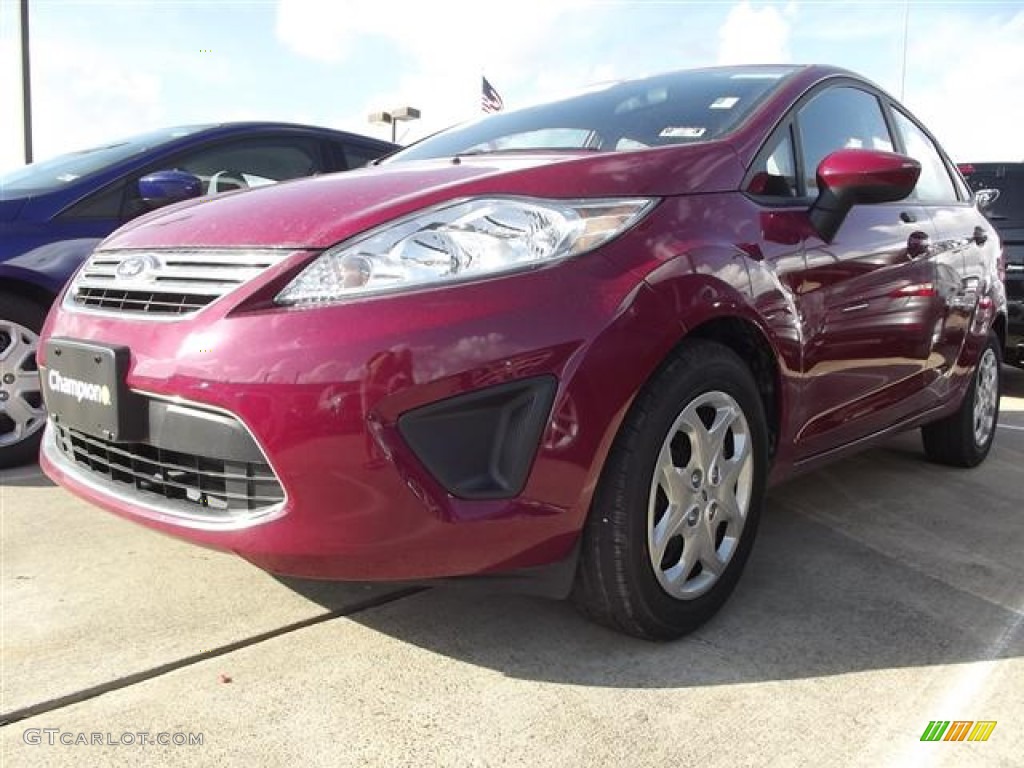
[900,10,1024,162]
[276,0,575,70]
[717,1,793,65]
[275,0,586,142]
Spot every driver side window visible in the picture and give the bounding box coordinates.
[171,139,321,194]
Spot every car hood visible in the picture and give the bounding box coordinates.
[101,145,742,250]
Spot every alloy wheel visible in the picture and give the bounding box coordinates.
[0,319,45,448]
[972,347,999,448]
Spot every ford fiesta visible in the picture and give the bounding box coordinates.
[38,65,1006,639]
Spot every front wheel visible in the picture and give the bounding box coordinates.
[921,331,1001,468]
[0,292,48,468]
[572,340,769,640]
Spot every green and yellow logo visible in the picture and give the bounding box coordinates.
[920,721,997,742]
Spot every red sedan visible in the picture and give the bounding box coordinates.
[37,65,1007,639]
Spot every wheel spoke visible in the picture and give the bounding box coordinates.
[720,431,751,489]
[651,500,686,550]
[14,369,41,395]
[691,403,737,467]
[673,534,700,583]
[1,396,43,442]
[656,445,691,505]
[698,532,726,578]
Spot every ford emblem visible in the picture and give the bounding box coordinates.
[115,254,161,281]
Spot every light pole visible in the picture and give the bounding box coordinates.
[368,106,421,144]
[21,0,33,163]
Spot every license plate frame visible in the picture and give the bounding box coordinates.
[42,339,145,442]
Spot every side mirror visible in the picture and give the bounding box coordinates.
[809,149,921,242]
[137,170,202,208]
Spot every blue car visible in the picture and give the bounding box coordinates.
[0,122,396,466]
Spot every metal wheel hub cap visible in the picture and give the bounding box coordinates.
[0,319,45,448]
[972,347,998,448]
[647,390,754,600]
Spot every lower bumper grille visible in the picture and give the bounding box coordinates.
[53,423,284,516]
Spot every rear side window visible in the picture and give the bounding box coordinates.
[890,109,957,203]
[796,87,894,195]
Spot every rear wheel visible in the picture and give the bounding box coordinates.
[921,331,1001,468]
[0,292,48,468]
[572,340,769,640]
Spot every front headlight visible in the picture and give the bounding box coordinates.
[275,196,657,306]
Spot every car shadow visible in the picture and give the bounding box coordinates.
[280,430,1022,689]
[0,463,55,488]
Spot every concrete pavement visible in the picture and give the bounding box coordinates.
[1,366,1021,766]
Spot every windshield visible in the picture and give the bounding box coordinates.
[389,66,796,163]
[0,125,213,197]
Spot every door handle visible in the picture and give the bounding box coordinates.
[900,211,917,223]
[972,226,988,245]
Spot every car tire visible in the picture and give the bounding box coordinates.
[0,291,48,468]
[921,331,1001,468]
[572,339,769,640]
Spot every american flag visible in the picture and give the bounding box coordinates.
[481,76,504,113]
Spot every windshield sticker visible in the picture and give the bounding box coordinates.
[660,126,707,139]
[709,96,740,110]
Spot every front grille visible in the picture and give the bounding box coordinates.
[69,249,293,317]
[53,424,284,516]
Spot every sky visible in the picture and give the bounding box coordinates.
[0,0,1021,172]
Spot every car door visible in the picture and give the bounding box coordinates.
[784,86,944,457]
[888,107,989,388]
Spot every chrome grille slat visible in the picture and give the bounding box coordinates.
[69,249,293,318]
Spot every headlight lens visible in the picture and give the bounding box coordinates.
[275,196,656,305]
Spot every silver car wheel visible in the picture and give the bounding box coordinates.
[0,319,45,448]
[972,347,998,448]
[647,390,754,600]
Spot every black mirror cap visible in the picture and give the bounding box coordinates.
[138,169,203,208]
[809,149,921,242]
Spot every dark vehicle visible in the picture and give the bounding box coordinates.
[960,162,1023,365]
[38,66,1006,639]
[0,122,396,466]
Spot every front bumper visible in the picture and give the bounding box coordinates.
[39,251,678,581]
